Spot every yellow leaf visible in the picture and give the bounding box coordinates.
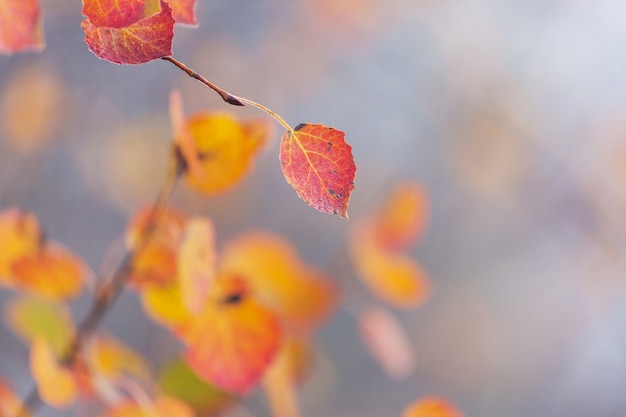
[30,337,76,408]
[141,283,190,327]
[220,231,336,331]
[182,112,270,195]
[178,217,217,314]
[0,208,41,285]
[86,335,148,381]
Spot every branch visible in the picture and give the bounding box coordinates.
[14,156,181,417]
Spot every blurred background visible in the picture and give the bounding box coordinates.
[2,0,626,416]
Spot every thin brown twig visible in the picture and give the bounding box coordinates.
[14,157,181,417]
[161,56,245,106]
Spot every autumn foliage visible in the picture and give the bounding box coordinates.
[0,1,464,417]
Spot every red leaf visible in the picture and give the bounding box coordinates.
[176,277,283,394]
[279,123,356,218]
[81,0,175,65]
[82,0,146,28]
[0,0,44,54]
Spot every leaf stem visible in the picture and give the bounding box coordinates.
[162,56,294,133]
[161,56,244,106]
[14,160,181,417]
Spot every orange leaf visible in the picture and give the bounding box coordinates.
[220,231,336,331]
[11,244,86,300]
[350,221,429,309]
[0,208,41,286]
[0,380,27,417]
[176,276,283,394]
[178,217,217,314]
[126,207,186,288]
[374,182,428,250]
[279,123,356,218]
[182,112,270,195]
[402,397,464,417]
[81,0,175,65]
[166,0,196,25]
[0,0,44,54]
[358,307,415,379]
[30,337,77,408]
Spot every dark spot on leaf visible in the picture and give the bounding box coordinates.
[294,123,307,131]
[327,141,333,152]
[221,292,244,305]
[328,189,335,195]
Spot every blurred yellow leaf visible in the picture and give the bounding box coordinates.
[0,65,65,153]
[181,112,270,195]
[176,276,283,394]
[0,208,41,285]
[141,283,190,327]
[178,217,217,314]
[4,295,74,356]
[86,335,148,381]
[30,337,77,408]
[103,396,195,417]
[220,231,336,331]
[263,338,312,417]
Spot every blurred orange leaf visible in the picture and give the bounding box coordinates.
[4,295,74,356]
[11,244,86,300]
[181,112,270,195]
[0,0,44,54]
[178,217,217,314]
[0,379,27,417]
[0,208,41,286]
[81,0,175,65]
[166,0,196,25]
[126,207,186,288]
[402,397,464,417]
[350,221,429,309]
[358,307,415,379]
[373,182,428,250]
[280,123,356,218]
[220,231,336,331]
[30,337,77,408]
[176,276,283,394]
